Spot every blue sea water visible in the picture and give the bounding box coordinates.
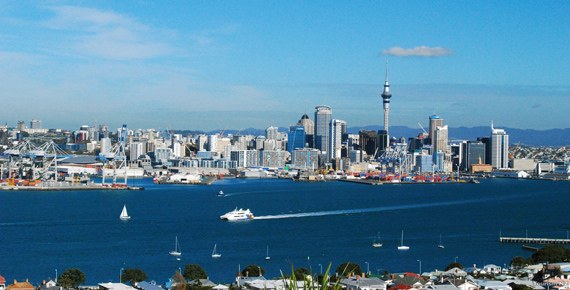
[0,178,568,285]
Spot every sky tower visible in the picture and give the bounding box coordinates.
[381,60,392,134]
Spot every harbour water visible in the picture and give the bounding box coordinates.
[0,178,568,284]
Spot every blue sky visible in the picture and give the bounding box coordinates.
[1,1,568,131]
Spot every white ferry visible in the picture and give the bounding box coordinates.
[220,208,254,221]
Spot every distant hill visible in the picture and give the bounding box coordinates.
[347,126,570,147]
[175,126,569,147]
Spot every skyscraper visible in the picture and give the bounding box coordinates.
[296,114,314,148]
[434,125,449,154]
[359,130,378,156]
[329,119,346,161]
[490,123,509,169]
[287,126,305,154]
[462,141,486,171]
[428,114,444,145]
[314,105,332,154]
[381,61,392,135]
[377,130,389,156]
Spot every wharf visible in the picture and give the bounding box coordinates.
[155,176,217,185]
[500,237,570,245]
[337,179,479,185]
[0,185,145,191]
[522,245,540,252]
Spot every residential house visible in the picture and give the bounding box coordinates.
[38,279,62,290]
[472,280,511,290]
[441,278,479,290]
[99,283,137,290]
[243,279,308,290]
[0,275,5,290]
[136,281,163,290]
[426,285,459,290]
[482,265,501,275]
[190,279,215,288]
[444,268,467,278]
[502,279,544,290]
[392,275,431,289]
[341,277,388,290]
[6,279,34,290]
[234,271,267,288]
[212,285,229,290]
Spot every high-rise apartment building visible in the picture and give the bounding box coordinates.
[292,148,320,169]
[329,119,346,161]
[17,121,26,131]
[490,124,509,169]
[130,142,144,160]
[265,126,279,140]
[314,105,332,155]
[30,119,42,129]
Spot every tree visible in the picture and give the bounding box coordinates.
[242,265,265,277]
[58,268,86,289]
[293,268,310,280]
[121,268,148,286]
[173,270,187,290]
[183,264,207,280]
[510,256,533,269]
[336,262,362,276]
[531,245,570,263]
[445,262,464,271]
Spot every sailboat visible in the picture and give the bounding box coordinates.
[438,234,445,249]
[119,205,130,220]
[373,232,383,247]
[398,230,410,250]
[212,244,221,258]
[265,246,270,260]
[169,236,182,256]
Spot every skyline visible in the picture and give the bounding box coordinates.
[1,1,569,131]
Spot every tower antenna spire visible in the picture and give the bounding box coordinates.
[386,58,389,82]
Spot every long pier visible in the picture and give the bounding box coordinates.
[499,237,570,245]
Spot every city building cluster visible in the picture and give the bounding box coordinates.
[1,64,568,181]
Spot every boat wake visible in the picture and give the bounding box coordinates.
[254,196,506,220]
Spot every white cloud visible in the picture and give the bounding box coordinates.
[44,5,173,60]
[382,46,454,57]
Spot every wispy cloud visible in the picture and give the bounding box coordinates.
[44,5,174,60]
[381,46,454,57]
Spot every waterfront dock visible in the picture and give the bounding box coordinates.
[0,185,145,191]
[154,175,217,185]
[500,236,570,245]
[337,179,479,185]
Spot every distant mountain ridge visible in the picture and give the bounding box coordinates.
[174,126,569,147]
[347,126,570,147]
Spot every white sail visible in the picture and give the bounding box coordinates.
[170,236,182,256]
[212,244,221,258]
[120,205,130,220]
[265,246,270,260]
[398,230,409,250]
